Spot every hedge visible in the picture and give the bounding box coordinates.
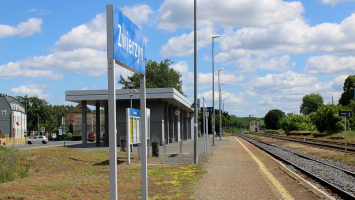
[72,135,82,141]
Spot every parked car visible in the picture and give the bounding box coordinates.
[26,136,48,144]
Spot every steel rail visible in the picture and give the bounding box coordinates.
[251,133,355,155]
[237,134,355,199]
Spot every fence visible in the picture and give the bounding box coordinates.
[0,137,29,146]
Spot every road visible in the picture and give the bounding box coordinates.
[10,140,83,151]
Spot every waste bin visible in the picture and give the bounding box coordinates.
[152,139,159,157]
[120,136,127,152]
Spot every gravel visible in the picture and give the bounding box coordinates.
[237,134,355,198]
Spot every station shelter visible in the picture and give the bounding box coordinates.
[65,88,195,147]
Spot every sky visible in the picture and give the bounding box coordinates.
[1,0,355,118]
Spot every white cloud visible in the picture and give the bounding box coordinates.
[243,73,348,113]
[305,55,355,75]
[169,61,243,92]
[10,81,53,100]
[54,14,106,51]
[230,55,295,73]
[121,4,154,29]
[160,26,216,57]
[54,5,153,51]
[0,18,43,38]
[320,0,355,5]
[198,90,243,104]
[157,0,304,32]
[0,62,64,80]
[218,14,355,58]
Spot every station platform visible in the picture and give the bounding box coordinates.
[191,136,328,200]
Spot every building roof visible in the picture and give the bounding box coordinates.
[65,88,193,112]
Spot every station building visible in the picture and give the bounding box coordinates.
[65,88,195,147]
[0,93,27,138]
[249,119,260,133]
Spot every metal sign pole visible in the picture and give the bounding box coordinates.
[106,5,117,200]
[203,98,206,158]
[206,112,209,154]
[140,75,148,200]
[193,0,198,165]
[345,116,347,156]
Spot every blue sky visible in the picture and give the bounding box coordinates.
[1,0,355,118]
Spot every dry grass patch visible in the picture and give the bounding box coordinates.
[0,147,205,199]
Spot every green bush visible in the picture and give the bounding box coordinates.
[279,115,316,133]
[310,104,344,134]
[66,132,73,140]
[72,135,82,141]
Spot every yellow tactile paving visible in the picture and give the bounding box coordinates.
[235,137,294,200]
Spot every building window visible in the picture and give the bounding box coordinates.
[255,122,258,126]
[79,107,82,111]
[251,122,254,126]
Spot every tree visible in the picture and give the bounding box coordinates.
[279,115,316,133]
[299,93,324,115]
[117,59,184,95]
[338,75,355,106]
[264,109,286,130]
[309,104,344,134]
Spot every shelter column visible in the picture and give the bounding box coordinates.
[104,106,109,147]
[96,102,101,147]
[169,105,174,142]
[164,102,169,144]
[82,101,87,148]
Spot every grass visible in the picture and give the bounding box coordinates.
[0,147,206,199]
[0,145,31,184]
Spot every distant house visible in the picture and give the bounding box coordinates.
[0,93,26,138]
[63,103,93,127]
[249,119,259,133]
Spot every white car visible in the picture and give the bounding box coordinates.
[26,136,48,144]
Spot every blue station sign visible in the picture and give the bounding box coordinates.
[200,107,214,113]
[111,6,145,75]
[339,111,352,117]
[129,108,141,117]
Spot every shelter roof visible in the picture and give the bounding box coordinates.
[65,88,193,112]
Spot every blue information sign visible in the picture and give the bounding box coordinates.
[112,6,145,75]
[339,111,352,117]
[200,107,214,113]
[129,108,141,117]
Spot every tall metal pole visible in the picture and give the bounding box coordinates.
[106,5,117,200]
[212,38,215,146]
[203,98,206,157]
[212,36,219,146]
[193,0,198,165]
[345,116,347,156]
[140,75,148,200]
[218,70,221,140]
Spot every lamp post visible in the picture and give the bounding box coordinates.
[212,35,220,146]
[218,68,224,141]
[220,91,226,137]
[329,94,333,105]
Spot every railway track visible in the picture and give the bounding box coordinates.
[237,134,355,199]
[250,133,355,155]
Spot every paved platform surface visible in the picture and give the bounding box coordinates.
[191,136,320,200]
